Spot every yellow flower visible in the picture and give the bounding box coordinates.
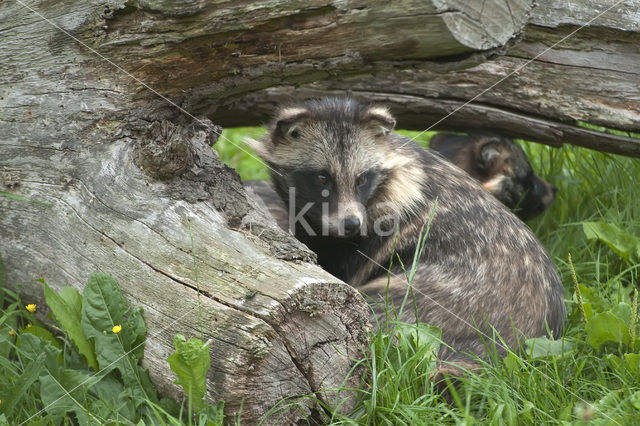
[112,324,122,334]
[26,323,32,328]
[8,330,15,336]
[25,304,36,312]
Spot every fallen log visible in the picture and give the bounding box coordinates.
[0,114,370,423]
[214,0,640,157]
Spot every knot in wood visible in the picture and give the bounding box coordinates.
[135,120,192,180]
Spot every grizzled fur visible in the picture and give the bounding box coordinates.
[250,98,566,370]
[429,133,557,221]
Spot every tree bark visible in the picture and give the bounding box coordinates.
[0,110,372,423]
[214,0,640,157]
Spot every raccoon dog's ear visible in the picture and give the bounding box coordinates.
[246,107,309,160]
[427,133,446,150]
[274,107,310,142]
[362,106,396,137]
[478,138,508,170]
[428,133,467,150]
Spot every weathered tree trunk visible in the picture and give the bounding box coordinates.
[1,110,373,423]
[1,0,614,423]
[216,0,640,157]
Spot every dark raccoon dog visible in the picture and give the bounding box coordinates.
[429,133,557,221]
[249,98,566,379]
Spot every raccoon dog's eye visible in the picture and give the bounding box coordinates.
[289,128,300,139]
[317,174,328,185]
[356,175,367,187]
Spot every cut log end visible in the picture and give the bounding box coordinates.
[142,279,371,425]
[440,0,532,50]
[221,281,371,424]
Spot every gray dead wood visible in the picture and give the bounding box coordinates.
[215,0,640,157]
[0,111,371,423]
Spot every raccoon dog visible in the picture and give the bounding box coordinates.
[250,98,566,374]
[429,133,557,221]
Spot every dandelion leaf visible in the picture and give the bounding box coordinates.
[81,273,157,402]
[631,390,640,410]
[18,333,61,375]
[42,280,98,370]
[583,221,640,262]
[40,369,102,426]
[21,325,62,350]
[526,336,574,358]
[167,334,211,410]
[585,311,630,350]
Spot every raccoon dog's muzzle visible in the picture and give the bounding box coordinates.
[322,200,365,238]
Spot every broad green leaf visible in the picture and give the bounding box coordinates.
[387,322,441,372]
[502,351,525,375]
[631,390,640,410]
[0,341,19,375]
[167,334,211,410]
[42,281,98,371]
[408,323,442,350]
[1,319,17,359]
[81,273,132,370]
[21,325,62,350]
[7,334,62,416]
[122,306,147,363]
[610,302,632,324]
[159,396,182,418]
[583,221,640,262]
[582,302,594,320]
[43,280,98,370]
[40,369,103,426]
[526,336,574,358]
[81,273,126,345]
[607,353,640,381]
[620,353,640,379]
[489,400,517,426]
[197,401,225,425]
[518,401,536,423]
[118,366,158,407]
[81,273,157,403]
[18,333,62,376]
[585,311,630,349]
[87,373,134,420]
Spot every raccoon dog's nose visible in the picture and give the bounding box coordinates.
[342,217,361,235]
[551,184,558,195]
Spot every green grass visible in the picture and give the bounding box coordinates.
[215,128,640,424]
[3,128,640,425]
[0,272,225,425]
[216,127,269,181]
